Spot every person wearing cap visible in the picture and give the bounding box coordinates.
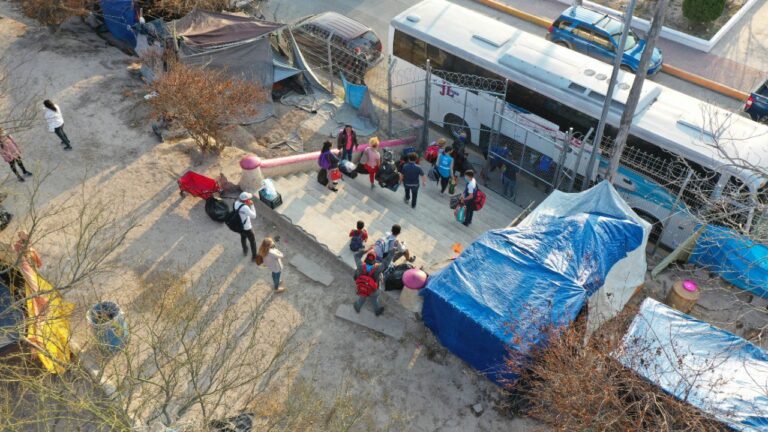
[353,250,394,316]
[236,192,258,261]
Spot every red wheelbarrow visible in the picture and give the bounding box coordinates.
[177,171,222,199]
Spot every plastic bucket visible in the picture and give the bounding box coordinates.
[86,301,129,352]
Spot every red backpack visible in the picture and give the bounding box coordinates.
[425,145,440,164]
[355,265,379,296]
[474,189,487,211]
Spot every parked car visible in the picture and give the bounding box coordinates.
[547,6,663,76]
[293,12,383,81]
[745,79,768,123]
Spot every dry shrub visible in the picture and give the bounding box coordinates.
[147,62,266,153]
[505,310,728,431]
[16,0,95,27]
[136,0,232,20]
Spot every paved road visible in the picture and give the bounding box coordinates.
[265,0,754,111]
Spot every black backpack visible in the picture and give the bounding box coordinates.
[225,203,246,233]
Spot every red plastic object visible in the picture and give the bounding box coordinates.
[682,279,698,293]
[178,171,221,199]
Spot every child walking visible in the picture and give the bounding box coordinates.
[258,237,285,293]
[348,220,368,252]
[0,128,32,182]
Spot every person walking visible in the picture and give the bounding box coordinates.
[373,224,415,264]
[353,251,393,316]
[502,162,517,199]
[318,141,340,192]
[43,100,72,150]
[336,125,358,162]
[361,137,381,189]
[460,170,478,227]
[399,153,426,208]
[236,192,258,261]
[258,237,285,293]
[435,146,455,194]
[0,128,32,182]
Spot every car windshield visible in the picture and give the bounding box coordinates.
[613,31,639,51]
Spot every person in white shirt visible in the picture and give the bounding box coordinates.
[460,170,478,227]
[258,237,285,292]
[373,224,415,265]
[43,100,72,150]
[236,192,258,261]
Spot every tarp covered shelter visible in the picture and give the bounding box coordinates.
[420,182,647,384]
[100,0,138,46]
[616,298,768,431]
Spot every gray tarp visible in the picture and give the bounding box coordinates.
[170,10,283,47]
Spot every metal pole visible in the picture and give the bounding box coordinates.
[568,127,593,192]
[421,60,432,151]
[553,128,572,190]
[326,33,334,94]
[652,169,693,256]
[387,56,394,136]
[583,0,637,190]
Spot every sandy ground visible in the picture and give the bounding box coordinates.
[0,4,540,430]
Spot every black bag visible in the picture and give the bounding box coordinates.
[339,160,358,178]
[384,263,414,291]
[260,192,283,209]
[355,163,368,174]
[0,209,12,232]
[449,194,461,210]
[225,203,246,233]
[317,169,329,186]
[376,160,398,185]
[205,197,229,222]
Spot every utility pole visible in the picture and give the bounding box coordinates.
[582,0,637,190]
[607,0,669,183]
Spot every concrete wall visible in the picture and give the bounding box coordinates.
[557,0,760,53]
[259,136,418,179]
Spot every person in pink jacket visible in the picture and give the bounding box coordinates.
[0,128,32,182]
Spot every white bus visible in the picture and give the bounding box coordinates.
[389,0,768,248]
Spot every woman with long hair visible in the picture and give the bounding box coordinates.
[0,128,32,182]
[43,99,72,150]
[362,137,381,189]
[258,237,285,292]
[318,140,340,192]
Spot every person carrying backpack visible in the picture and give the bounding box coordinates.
[318,141,340,192]
[353,251,392,316]
[435,146,455,194]
[399,153,426,208]
[235,192,258,261]
[460,170,478,227]
[373,224,416,264]
[349,220,368,252]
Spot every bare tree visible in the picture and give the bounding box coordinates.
[147,63,267,154]
[606,0,668,183]
[15,0,96,28]
[0,56,38,136]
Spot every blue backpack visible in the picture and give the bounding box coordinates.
[349,230,364,252]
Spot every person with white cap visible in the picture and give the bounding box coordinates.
[236,192,258,261]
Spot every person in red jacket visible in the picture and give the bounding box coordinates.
[0,128,32,182]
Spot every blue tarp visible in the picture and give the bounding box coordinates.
[100,0,137,47]
[617,298,768,432]
[689,225,768,298]
[420,212,644,384]
[341,73,367,109]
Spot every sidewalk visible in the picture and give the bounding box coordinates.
[467,0,767,93]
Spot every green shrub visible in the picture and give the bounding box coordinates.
[682,0,726,23]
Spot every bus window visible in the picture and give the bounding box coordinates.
[393,30,425,65]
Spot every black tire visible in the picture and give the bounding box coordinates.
[635,210,662,243]
[443,114,471,143]
[554,40,571,49]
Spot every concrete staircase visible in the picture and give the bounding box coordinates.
[271,163,524,270]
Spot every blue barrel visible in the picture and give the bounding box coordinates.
[86,301,129,352]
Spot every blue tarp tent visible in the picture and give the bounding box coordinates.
[421,203,644,384]
[100,0,137,47]
[617,298,768,431]
[689,225,768,299]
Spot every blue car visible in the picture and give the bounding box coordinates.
[547,6,663,76]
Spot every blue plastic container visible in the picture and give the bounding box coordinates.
[86,301,129,352]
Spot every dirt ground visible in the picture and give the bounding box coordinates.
[0,4,540,430]
[590,0,748,40]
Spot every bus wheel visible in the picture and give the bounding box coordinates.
[635,210,662,244]
[554,40,571,49]
[620,65,635,74]
[443,114,470,143]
